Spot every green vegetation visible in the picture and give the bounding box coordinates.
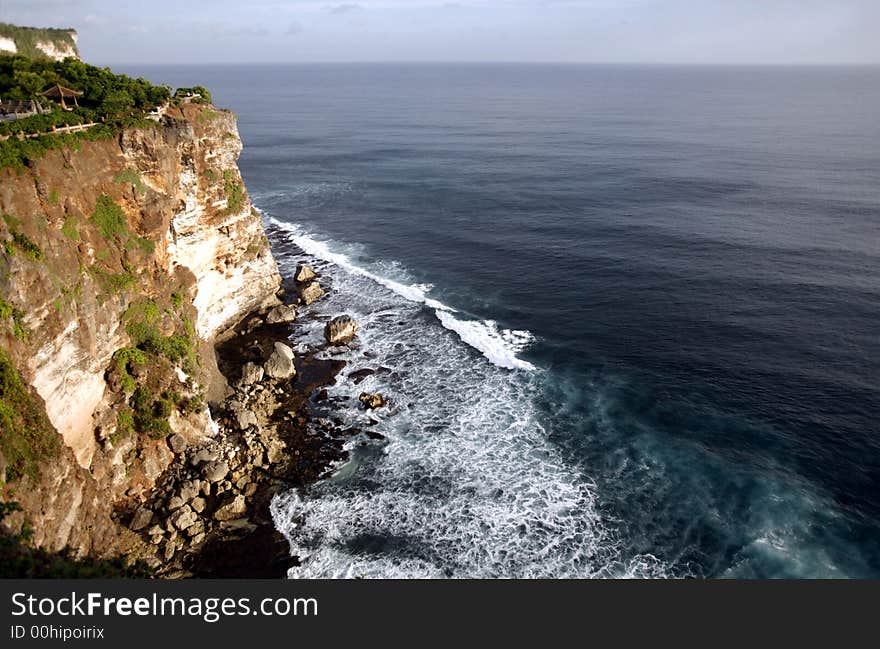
[108,297,200,438]
[0,501,152,577]
[60,215,78,241]
[173,85,212,104]
[124,235,155,255]
[130,387,172,438]
[87,195,154,258]
[0,23,78,61]
[89,194,127,241]
[0,56,172,170]
[47,189,59,205]
[223,169,244,213]
[123,297,195,369]
[111,347,147,393]
[0,346,60,481]
[113,168,147,195]
[0,298,28,340]
[88,263,136,295]
[2,214,43,262]
[11,231,43,261]
[204,169,217,183]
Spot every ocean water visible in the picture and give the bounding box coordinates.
[123,64,880,578]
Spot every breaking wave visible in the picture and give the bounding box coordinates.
[268,217,536,371]
[263,214,670,579]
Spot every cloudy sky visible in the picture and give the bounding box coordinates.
[2,0,879,64]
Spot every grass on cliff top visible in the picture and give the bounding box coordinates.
[0,346,61,481]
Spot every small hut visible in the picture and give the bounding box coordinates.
[39,84,83,110]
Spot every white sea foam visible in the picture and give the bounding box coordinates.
[262,213,670,579]
[268,217,535,370]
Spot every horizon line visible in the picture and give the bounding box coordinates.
[97,60,880,68]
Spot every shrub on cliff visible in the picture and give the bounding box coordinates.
[0,347,60,481]
[0,501,152,578]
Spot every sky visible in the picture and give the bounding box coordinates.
[2,0,879,65]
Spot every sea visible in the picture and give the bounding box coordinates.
[120,63,880,578]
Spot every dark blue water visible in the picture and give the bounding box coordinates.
[124,64,880,577]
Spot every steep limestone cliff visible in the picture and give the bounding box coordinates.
[0,102,281,561]
[0,24,79,61]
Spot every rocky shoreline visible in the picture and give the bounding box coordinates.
[120,265,384,578]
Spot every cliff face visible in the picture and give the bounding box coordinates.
[0,24,79,61]
[0,102,280,558]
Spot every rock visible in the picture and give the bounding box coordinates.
[244,315,263,332]
[221,518,257,534]
[265,341,296,379]
[299,281,324,305]
[163,541,176,561]
[191,449,217,467]
[244,483,258,498]
[146,524,164,537]
[129,507,153,531]
[266,438,286,465]
[295,264,317,283]
[185,520,206,537]
[168,434,187,454]
[324,315,360,345]
[169,506,197,531]
[265,304,297,324]
[231,404,258,430]
[214,494,247,522]
[349,368,376,384]
[359,392,386,409]
[191,497,207,514]
[239,362,264,386]
[191,533,206,546]
[167,496,185,511]
[202,460,229,483]
[179,480,199,503]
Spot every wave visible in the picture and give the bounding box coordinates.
[267,216,536,371]
[261,210,669,578]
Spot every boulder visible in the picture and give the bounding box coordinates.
[299,281,324,305]
[294,264,317,283]
[179,480,199,503]
[239,362,264,386]
[359,392,386,409]
[169,506,197,531]
[190,449,217,467]
[324,315,360,345]
[214,494,247,522]
[129,507,153,531]
[265,341,296,379]
[266,304,297,324]
[229,402,258,429]
[166,496,185,511]
[202,460,229,483]
[168,434,187,454]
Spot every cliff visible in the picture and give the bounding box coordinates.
[0,23,79,61]
[0,101,282,563]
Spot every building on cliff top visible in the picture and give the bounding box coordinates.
[39,83,82,110]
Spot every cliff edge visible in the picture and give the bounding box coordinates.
[0,100,282,565]
[0,23,79,61]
